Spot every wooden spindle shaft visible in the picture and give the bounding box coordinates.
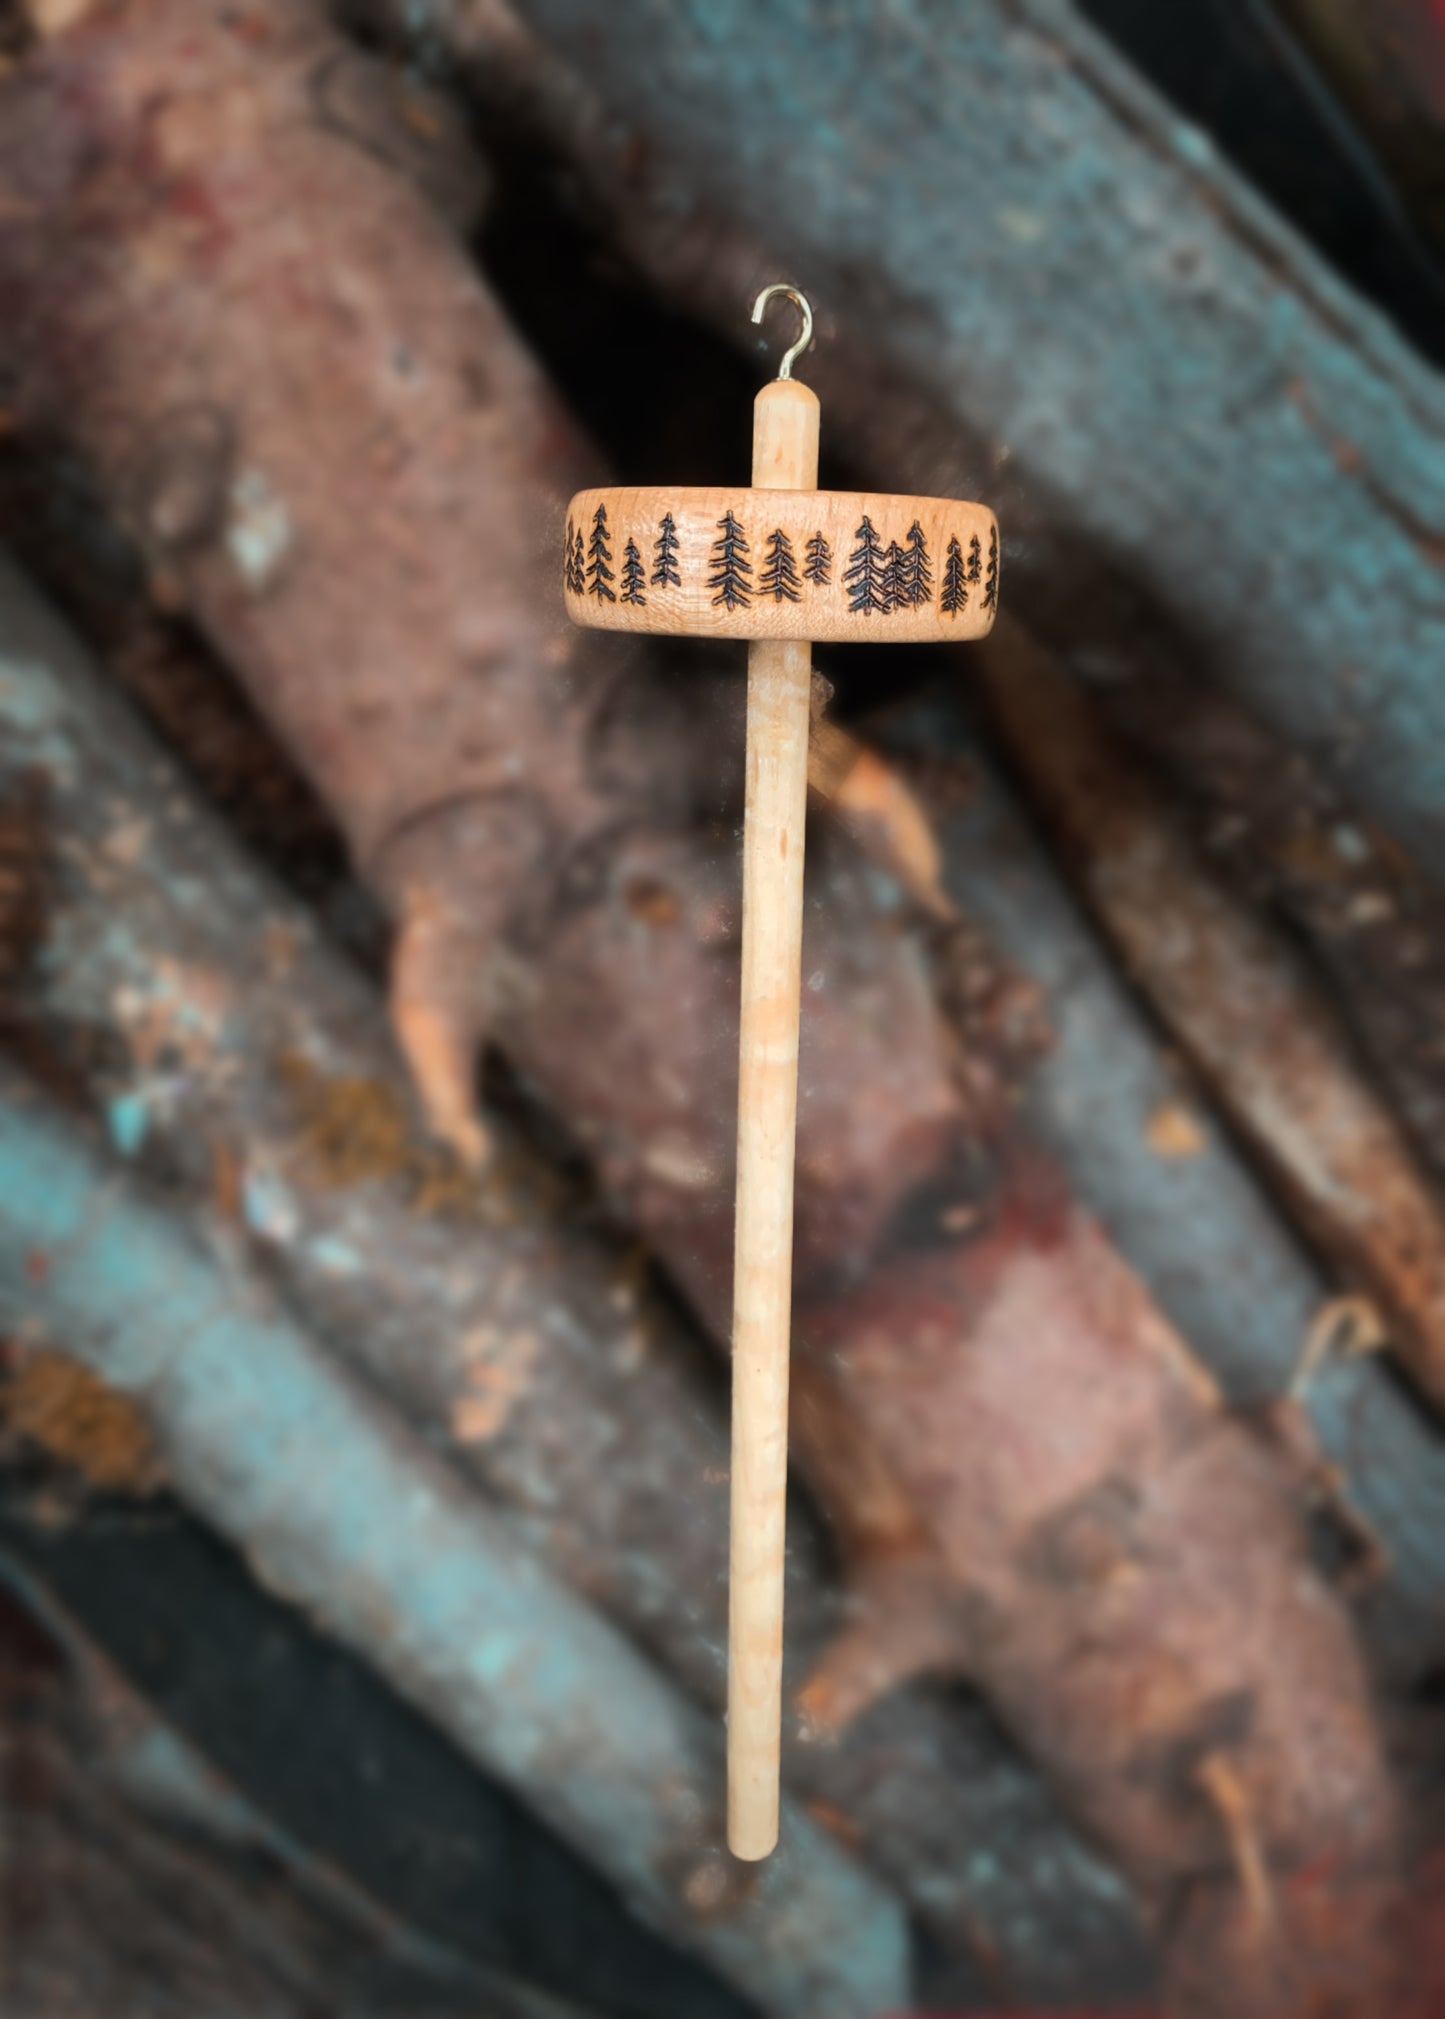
[727,375,820,1860]
[560,291,995,1852]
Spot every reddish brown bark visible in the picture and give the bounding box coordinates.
[800,1174,1400,2016]
[0,4,1405,2007]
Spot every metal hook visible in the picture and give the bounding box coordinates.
[751,283,814,382]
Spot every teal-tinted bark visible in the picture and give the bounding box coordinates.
[0,1077,908,2019]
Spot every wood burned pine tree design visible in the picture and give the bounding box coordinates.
[983,526,999,613]
[564,519,585,595]
[760,527,801,602]
[941,534,969,616]
[587,504,616,602]
[967,532,983,592]
[882,540,907,614]
[709,510,752,609]
[844,515,888,615]
[804,531,832,587]
[620,536,646,606]
[652,512,681,589]
[900,521,933,607]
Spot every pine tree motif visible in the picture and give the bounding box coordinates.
[571,526,586,595]
[983,526,999,613]
[843,515,888,615]
[564,518,585,595]
[620,536,647,606]
[804,530,832,586]
[759,527,801,603]
[652,512,681,588]
[967,532,982,587]
[708,510,752,609]
[900,521,933,607]
[587,504,615,602]
[882,540,907,614]
[940,534,969,616]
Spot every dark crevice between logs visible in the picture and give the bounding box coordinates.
[0,1474,749,2019]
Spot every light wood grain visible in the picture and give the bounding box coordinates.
[727,379,818,1861]
[563,486,998,643]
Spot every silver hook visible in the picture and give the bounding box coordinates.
[751,283,814,382]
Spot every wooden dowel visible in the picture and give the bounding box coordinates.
[728,374,819,1859]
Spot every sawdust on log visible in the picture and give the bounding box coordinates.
[1146,1099,1206,1160]
[2,1349,163,1493]
[277,1048,506,1221]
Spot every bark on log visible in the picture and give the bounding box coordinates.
[397,0,1445,881]
[887,690,1445,1681]
[0,557,1149,1999]
[0,9,1410,2009]
[1092,669,1445,1204]
[0,1070,910,2019]
[976,623,1445,1423]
